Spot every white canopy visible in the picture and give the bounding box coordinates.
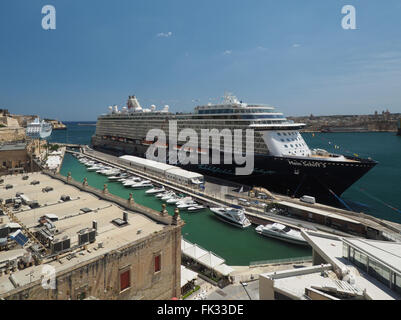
[183,243,209,260]
[181,265,198,288]
[181,238,232,275]
[197,252,225,268]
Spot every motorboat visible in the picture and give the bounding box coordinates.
[96,167,112,174]
[146,186,165,195]
[108,173,128,181]
[87,164,104,172]
[177,201,198,209]
[122,177,142,187]
[161,192,177,201]
[210,207,251,228]
[131,180,153,189]
[255,223,308,246]
[156,191,174,199]
[187,205,205,212]
[175,197,193,206]
[166,196,184,204]
[176,197,197,209]
[103,169,121,176]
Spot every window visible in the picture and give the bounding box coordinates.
[395,273,401,294]
[120,270,130,291]
[368,259,391,287]
[155,254,161,273]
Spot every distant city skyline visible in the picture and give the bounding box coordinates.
[1,1,401,121]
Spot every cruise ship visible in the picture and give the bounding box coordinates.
[91,94,377,205]
[26,118,53,139]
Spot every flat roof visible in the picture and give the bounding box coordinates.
[166,168,203,179]
[343,238,401,275]
[279,200,361,224]
[302,230,401,300]
[0,143,26,151]
[261,265,336,300]
[0,172,165,295]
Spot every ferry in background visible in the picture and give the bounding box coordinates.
[26,118,52,139]
[91,93,377,206]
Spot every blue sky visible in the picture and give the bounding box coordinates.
[1,0,401,121]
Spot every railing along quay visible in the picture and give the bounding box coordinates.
[42,170,172,225]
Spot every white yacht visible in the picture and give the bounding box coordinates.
[131,180,153,189]
[166,196,184,204]
[103,169,120,176]
[177,202,198,210]
[145,186,165,195]
[108,173,128,181]
[156,191,174,199]
[176,197,196,209]
[187,205,205,212]
[210,207,251,228]
[122,177,142,186]
[87,164,104,172]
[160,191,177,201]
[255,223,308,246]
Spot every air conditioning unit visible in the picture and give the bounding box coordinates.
[88,229,96,243]
[77,228,96,246]
[50,239,63,254]
[62,236,71,251]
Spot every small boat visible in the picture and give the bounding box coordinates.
[146,186,165,195]
[108,173,128,181]
[176,197,197,209]
[210,207,251,228]
[161,192,176,201]
[166,196,184,204]
[177,201,197,209]
[122,177,142,186]
[175,197,193,205]
[155,191,173,199]
[255,223,308,246]
[131,180,153,189]
[187,205,205,212]
[103,169,121,176]
[87,164,104,172]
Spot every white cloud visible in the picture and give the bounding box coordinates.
[292,43,301,48]
[157,31,172,38]
[223,50,232,55]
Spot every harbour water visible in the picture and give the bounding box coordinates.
[53,122,401,264]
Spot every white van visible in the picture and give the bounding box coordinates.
[300,195,316,204]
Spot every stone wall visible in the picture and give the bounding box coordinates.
[0,127,26,142]
[0,148,30,174]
